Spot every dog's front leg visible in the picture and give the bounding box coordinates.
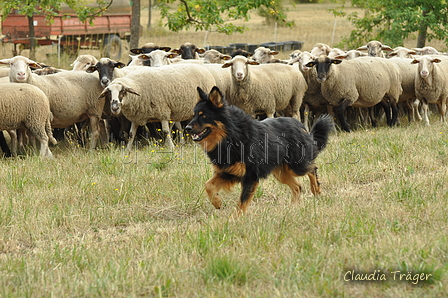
[205,173,224,209]
[238,178,259,214]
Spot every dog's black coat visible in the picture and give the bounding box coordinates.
[186,86,334,212]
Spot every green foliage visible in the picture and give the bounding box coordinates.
[158,0,293,34]
[0,0,110,24]
[330,0,448,48]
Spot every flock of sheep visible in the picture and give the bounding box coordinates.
[0,40,446,158]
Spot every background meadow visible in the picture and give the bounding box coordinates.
[0,1,447,297]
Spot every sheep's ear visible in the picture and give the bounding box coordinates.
[30,62,43,69]
[389,52,397,57]
[382,45,393,51]
[171,49,181,54]
[411,59,419,64]
[222,62,232,68]
[130,48,143,54]
[124,86,140,96]
[270,51,280,55]
[115,62,126,69]
[98,88,109,100]
[208,86,224,108]
[357,45,367,51]
[86,65,97,73]
[305,61,316,68]
[221,55,232,61]
[167,53,178,59]
[247,60,259,65]
[160,47,171,52]
[331,59,343,65]
[196,48,206,54]
[0,58,12,65]
[432,58,442,63]
[138,54,150,60]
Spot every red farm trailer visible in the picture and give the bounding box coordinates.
[1,0,131,59]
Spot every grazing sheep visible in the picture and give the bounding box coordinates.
[0,55,105,149]
[71,54,99,71]
[222,55,306,119]
[0,83,56,157]
[357,40,393,57]
[305,55,402,132]
[411,56,448,125]
[171,42,205,59]
[252,47,287,64]
[97,64,216,150]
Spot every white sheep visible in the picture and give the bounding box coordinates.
[97,64,216,150]
[71,54,99,71]
[333,50,368,60]
[287,50,302,64]
[251,46,286,64]
[0,55,105,149]
[202,49,231,64]
[222,55,307,119]
[357,40,393,57]
[411,56,448,125]
[388,47,417,58]
[0,83,56,157]
[128,50,179,67]
[305,55,402,131]
[411,46,441,56]
[310,43,332,57]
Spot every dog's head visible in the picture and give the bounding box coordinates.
[185,86,228,151]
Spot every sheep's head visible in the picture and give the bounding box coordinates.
[98,81,140,115]
[86,58,126,88]
[0,55,41,83]
[252,47,279,63]
[222,55,258,81]
[305,55,342,83]
[71,54,99,71]
[411,56,441,86]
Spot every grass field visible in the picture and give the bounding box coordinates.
[0,1,447,297]
[0,117,447,297]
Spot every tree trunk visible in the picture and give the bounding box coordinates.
[416,8,429,48]
[130,0,141,50]
[27,15,36,60]
[147,0,152,30]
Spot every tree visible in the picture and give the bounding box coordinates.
[0,0,110,59]
[158,0,292,34]
[130,0,141,50]
[330,0,448,48]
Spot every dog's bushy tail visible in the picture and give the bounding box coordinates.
[311,114,334,152]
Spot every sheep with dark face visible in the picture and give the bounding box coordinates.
[86,58,143,88]
[305,55,402,131]
[171,42,205,59]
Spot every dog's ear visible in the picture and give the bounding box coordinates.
[197,86,208,102]
[208,86,224,108]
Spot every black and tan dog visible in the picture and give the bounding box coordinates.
[185,86,334,214]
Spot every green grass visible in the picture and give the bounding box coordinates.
[0,116,446,297]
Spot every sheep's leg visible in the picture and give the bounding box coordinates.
[334,99,352,132]
[88,116,100,149]
[27,125,52,158]
[437,98,447,123]
[266,112,275,118]
[7,130,18,157]
[126,122,139,152]
[303,103,310,131]
[161,120,174,149]
[413,99,422,121]
[0,132,11,157]
[422,102,430,126]
[174,121,185,144]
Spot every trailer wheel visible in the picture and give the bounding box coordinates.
[102,34,122,60]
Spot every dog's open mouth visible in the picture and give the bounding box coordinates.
[191,128,211,142]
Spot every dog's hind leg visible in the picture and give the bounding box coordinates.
[273,165,302,203]
[307,165,321,195]
[238,178,260,213]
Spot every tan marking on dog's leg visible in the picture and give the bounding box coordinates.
[273,165,302,203]
[307,166,321,195]
[205,172,237,209]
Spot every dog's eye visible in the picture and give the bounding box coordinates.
[201,114,206,118]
